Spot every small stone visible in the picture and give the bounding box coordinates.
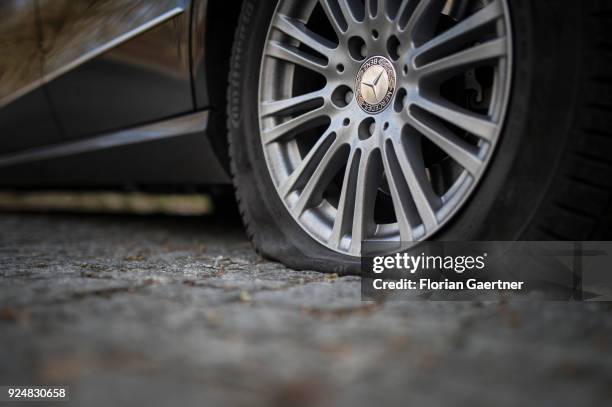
[205,311,222,326]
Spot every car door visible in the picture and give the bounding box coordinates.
[0,1,64,154]
[39,0,195,139]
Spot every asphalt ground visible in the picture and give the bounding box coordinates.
[1,212,611,406]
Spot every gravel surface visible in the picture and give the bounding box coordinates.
[1,213,611,406]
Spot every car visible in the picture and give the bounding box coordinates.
[1,0,611,273]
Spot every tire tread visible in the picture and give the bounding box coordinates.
[526,0,612,240]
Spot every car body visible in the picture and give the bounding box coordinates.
[0,0,239,189]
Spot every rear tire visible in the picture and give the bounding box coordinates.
[227,0,612,273]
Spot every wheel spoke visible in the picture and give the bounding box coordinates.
[381,140,417,241]
[413,95,497,141]
[329,148,360,249]
[337,0,364,25]
[266,40,327,74]
[349,149,382,255]
[319,0,348,35]
[272,13,337,58]
[396,0,418,28]
[261,90,326,118]
[400,0,446,38]
[391,137,440,232]
[415,0,504,59]
[406,109,483,175]
[262,106,328,145]
[416,38,507,79]
[279,130,337,197]
[293,138,347,215]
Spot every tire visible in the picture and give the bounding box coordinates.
[227,0,612,274]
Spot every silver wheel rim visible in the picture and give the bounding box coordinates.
[259,0,513,256]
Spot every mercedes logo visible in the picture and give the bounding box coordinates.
[355,56,396,114]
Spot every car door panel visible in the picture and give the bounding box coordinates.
[0,1,63,154]
[40,0,194,139]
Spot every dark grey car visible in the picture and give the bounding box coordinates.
[1,0,611,272]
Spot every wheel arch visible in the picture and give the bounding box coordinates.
[195,0,245,172]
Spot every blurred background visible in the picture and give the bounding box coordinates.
[0,191,214,216]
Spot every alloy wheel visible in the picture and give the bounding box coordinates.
[258,0,513,255]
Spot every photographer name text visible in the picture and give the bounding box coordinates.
[370,252,525,292]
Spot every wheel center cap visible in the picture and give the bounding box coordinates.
[355,56,396,114]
